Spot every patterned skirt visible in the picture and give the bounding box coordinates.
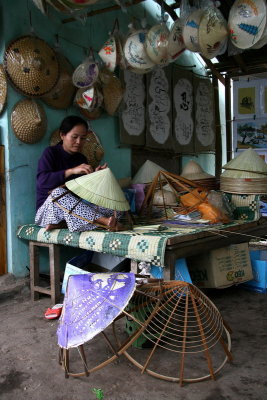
[35,187,121,232]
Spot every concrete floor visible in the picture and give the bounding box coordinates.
[0,274,267,400]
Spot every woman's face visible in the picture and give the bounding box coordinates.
[60,124,88,154]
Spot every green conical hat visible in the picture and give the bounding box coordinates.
[132,160,166,184]
[65,168,130,211]
[221,148,267,178]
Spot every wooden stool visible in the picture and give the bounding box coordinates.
[29,241,61,304]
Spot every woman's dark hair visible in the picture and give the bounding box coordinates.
[59,115,88,135]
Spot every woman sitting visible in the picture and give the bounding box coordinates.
[35,115,126,232]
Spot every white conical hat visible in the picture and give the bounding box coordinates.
[65,168,130,211]
[132,160,167,184]
[181,160,214,180]
[221,148,267,178]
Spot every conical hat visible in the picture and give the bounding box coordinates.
[99,69,125,116]
[228,0,267,49]
[182,9,205,52]
[132,160,167,184]
[198,8,228,59]
[0,64,7,115]
[221,148,267,178]
[65,167,130,211]
[4,35,59,97]
[42,52,76,109]
[11,99,47,143]
[181,160,214,180]
[57,272,136,349]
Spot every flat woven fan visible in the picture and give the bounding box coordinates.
[57,272,136,349]
[41,52,76,109]
[220,148,267,194]
[50,128,104,168]
[0,64,7,115]
[65,167,130,211]
[113,280,232,385]
[11,99,47,143]
[4,35,59,97]
[132,160,167,184]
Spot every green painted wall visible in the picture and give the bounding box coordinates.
[0,0,220,277]
[0,0,132,276]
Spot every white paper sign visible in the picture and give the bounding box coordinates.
[122,70,145,136]
[195,80,215,147]
[148,68,171,144]
[174,78,194,145]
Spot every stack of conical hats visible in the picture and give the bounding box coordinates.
[181,160,218,190]
[220,148,267,194]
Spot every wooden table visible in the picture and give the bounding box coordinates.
[163,218,267,280]
[18,219,267,302]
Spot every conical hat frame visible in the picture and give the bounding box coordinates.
[139,170,208,219]
[59,280,232,384]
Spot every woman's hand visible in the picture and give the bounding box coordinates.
[65,163,94,178]
[95,163,108,172]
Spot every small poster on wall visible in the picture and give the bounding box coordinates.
[237,86,256,115]
[259,84,267,117]
[233,118,267,150]
[233,81,259,119]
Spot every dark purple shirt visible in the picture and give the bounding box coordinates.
[36,143,87,210]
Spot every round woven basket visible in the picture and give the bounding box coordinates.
[42,52,76,109]
[11,99,47,144]
[0,64,7,115]
[4,35,59,97]
[50,128,104,168]
[220,176,267,194]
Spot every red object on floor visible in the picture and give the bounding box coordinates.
[44,304,63,320]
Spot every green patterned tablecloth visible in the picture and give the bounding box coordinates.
[17,221,251,267]
[17,223,211,267]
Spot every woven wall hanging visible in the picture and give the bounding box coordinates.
[4,35,59,97]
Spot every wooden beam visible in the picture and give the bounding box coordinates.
[203,57,225,86]
[212,76,222,178]
[233,54,249,74]
[62,0,146,23]
[0,146,7,275]
[225,76,232,162]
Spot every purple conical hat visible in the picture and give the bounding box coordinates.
[57,272,136,349]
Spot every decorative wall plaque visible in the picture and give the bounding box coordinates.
[120,70,146,145]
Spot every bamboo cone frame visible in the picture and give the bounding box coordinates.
[139,170,208,218]
[58,281,232,384]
